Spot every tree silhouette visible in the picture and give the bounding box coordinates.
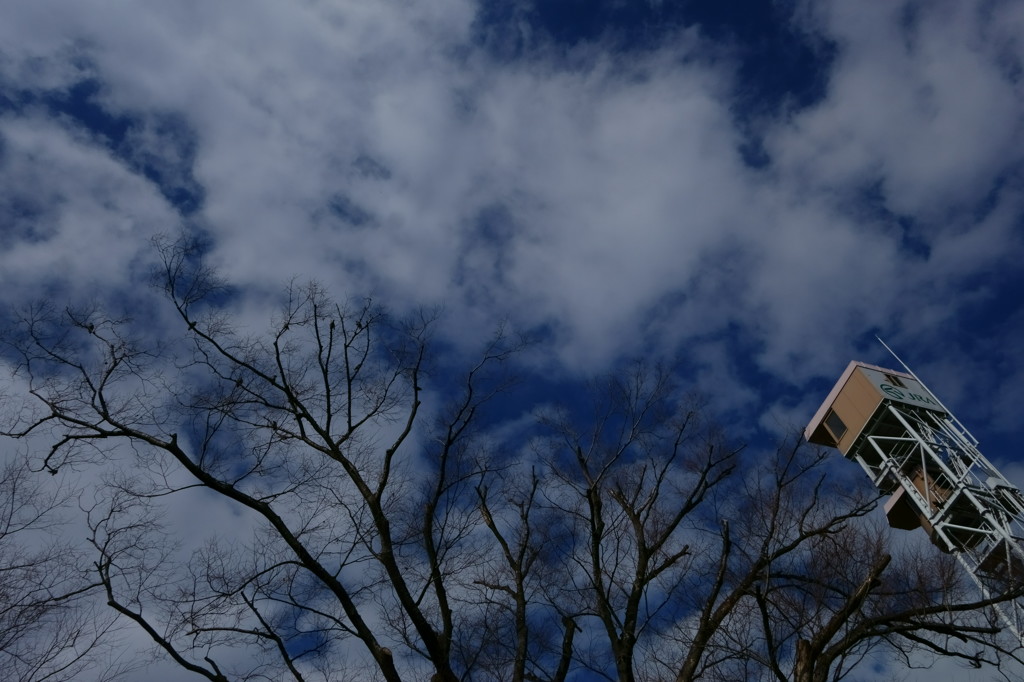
[1,237,1021,681]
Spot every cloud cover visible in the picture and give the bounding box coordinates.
[2,2,1024,680]
[1,0,1022,437]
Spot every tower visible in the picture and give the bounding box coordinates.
[805,359,1024,636]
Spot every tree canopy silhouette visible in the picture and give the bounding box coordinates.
[1,237,1021,681]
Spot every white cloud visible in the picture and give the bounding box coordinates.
[0,116,176,304]
[782,0,1024,217]
[2,2,1024,679]
[0,0,1021,426]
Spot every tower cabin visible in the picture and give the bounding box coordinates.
[805,361,944,458]
[805,361,977,552]
[808,360,1024,631]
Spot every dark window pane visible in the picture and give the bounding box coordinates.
[825,410,847,440]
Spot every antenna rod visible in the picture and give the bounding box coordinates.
[875,335,913,376]
[875,335,979,445]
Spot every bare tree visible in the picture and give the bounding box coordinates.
[675,442,1022,682]
[0,453,123,682]
[1,237,1021,681]
[2,236,531,681]
[753,505,1022,682]
[536,366,740,682]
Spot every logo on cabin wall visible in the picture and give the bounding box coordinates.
[880,383,940,407]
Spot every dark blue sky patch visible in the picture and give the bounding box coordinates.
[152,230,243,315]
[118,113,205,216]
[501,0,671,48]
[0,192,61,248]
[736,129,771,168]
[35,78,205,216]
[417,320,581,446]
[684,0,835,114]
[353,154,392,180]
[43,78,132,142]
[941,266,1024,350]
[971,167,1024,225]
[697,321,803,438]
[473,0,835,116]
[863,279,1024,461]
[897,1,925,53]
[0,85,24,117]
[453,203,519,307]
[840,181,933,261]
[989,1,1023,85]
[472,0,835,180]
[282,628,331,663]
[893,216,931,260]
[328,194,373,227]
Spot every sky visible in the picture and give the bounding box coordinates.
[0,0,1023,678]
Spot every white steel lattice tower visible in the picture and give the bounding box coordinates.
[805,359,1024,637]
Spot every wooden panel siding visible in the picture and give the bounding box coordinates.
[805,361,914,454]
[834,368,885,455]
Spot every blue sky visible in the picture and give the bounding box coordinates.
[2,1,1024,679]
[2,1,1022,457]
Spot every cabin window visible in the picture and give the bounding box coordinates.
[884,373,906,388]
[824,410,847,441]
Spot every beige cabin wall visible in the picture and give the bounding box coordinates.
[834,368,884,455]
